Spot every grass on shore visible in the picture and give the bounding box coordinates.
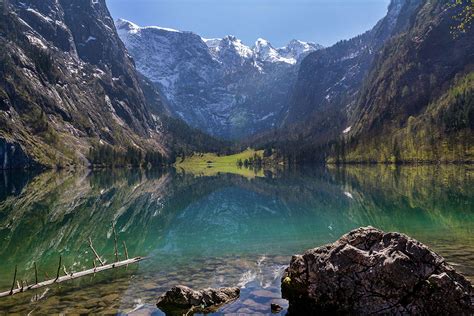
[175,149,265,178]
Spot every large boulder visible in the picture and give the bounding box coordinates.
[156,285,240,315]
[282,226,473,315]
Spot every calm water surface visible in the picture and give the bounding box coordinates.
[0,165,472,314]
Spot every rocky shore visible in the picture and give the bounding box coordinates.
[155,227,473,315]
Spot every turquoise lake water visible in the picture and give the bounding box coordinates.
[0,165,472,314]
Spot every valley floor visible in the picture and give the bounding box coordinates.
[175,149,266,178]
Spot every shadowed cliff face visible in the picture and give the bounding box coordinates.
[284,0,422,127]
[0,138,37,170]
[342,0,474,163]
[248,0,425,161]
[251,0,472,164]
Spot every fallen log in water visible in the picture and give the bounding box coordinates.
[1,226,143,299]
[0,256,145,298]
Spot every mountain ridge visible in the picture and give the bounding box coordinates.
[251,0,473,164]
[0,0,223,169]
[116,18,322,66]
[116,19,323,139]
[340,0,473,163]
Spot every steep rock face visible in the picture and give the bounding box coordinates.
[342,0,474,162]
[0,0,169,168]
[282,227,473,315]
[282,0,422,143]
[117,19,322,139]
[0,138,36,169]
[252,0,472,164]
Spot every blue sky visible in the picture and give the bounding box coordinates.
[107,0,391,47]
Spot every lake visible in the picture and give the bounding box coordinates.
[0,165,472,314]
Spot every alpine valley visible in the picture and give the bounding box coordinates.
[116,19,322,139]
[0,0,472,169]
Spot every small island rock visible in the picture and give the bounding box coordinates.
[156,285,239,315]
[282,226,473,315]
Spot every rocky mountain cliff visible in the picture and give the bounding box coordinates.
[252,0,472,163]
[342,0,473,163]
[116,19,322,139]
[283,0,422,134]
[0,0,164,168]
[0,0,223,169]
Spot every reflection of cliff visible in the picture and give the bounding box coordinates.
[0,169,230,287]
[330,165,474,233]
[0,166,472,289]
[157,169,354,258]
[156,166,474,259]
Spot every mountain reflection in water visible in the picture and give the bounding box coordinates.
[0,165,472,314]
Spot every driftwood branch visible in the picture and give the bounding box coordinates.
[88,237,104,266]
[112,223,119,262]
[1,225,142,300]
[34,262,38,284]
[55,256,62,282]
[9,265,17,295]
[122,241,129,260]
[0,257,145,298]
[63,265,70,277]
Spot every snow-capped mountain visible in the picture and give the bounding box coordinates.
[278,40,323,63]
[116,19,322,139]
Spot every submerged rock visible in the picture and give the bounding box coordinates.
[282,226,473,315]
[271,303,283,313]
[156,285,239,315]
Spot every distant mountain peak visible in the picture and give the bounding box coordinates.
[255,38,272,47]
[278,40,324,62]
[117,19,322,66]
[116,18,323,138]
[115,19,182,34]
[254,38,294,64]
[203,36,254,60]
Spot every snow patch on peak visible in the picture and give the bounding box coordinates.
[255,38,271,47]
[278,39,323,62]
[204,36,254,60]
[223,36,253,59]
[115,18,139,32]
[202,35,320,65]
[254,38,293,64]
[145,25,182,33]
[202,37,222,46]
[116,19,182,34]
